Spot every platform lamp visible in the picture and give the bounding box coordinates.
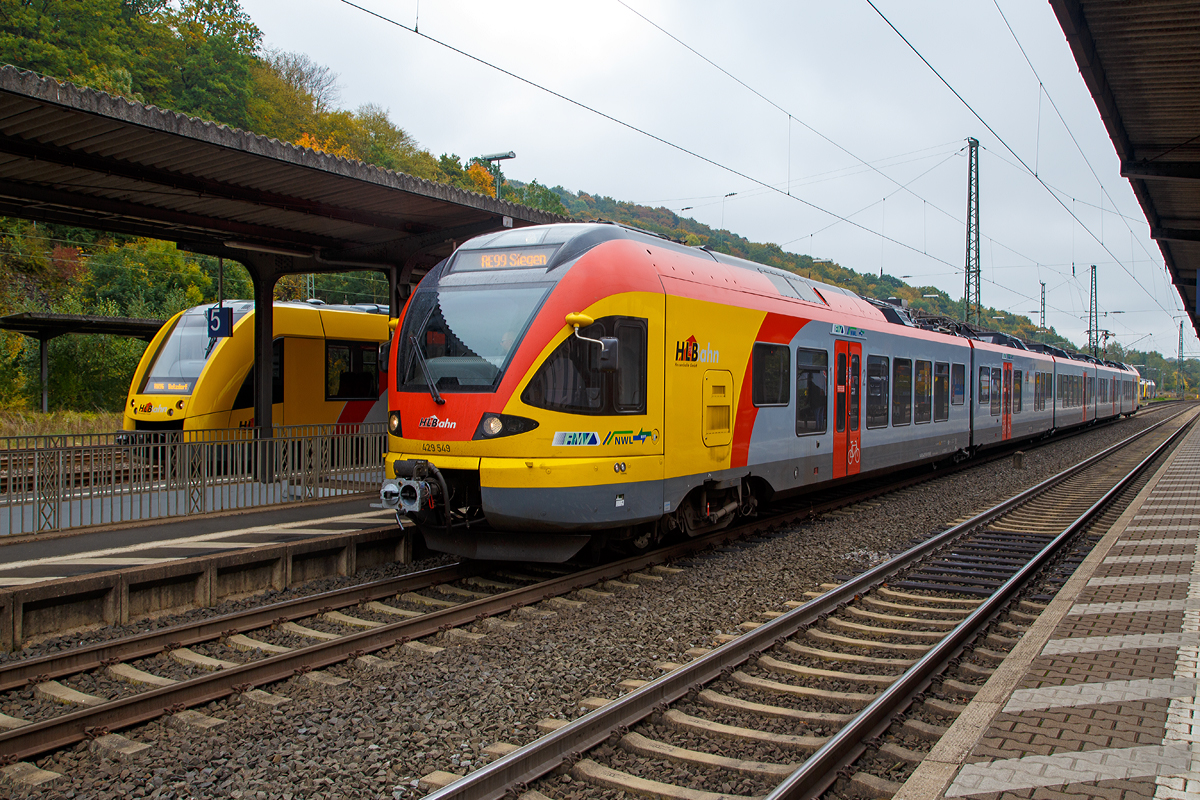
[478,151,515,199]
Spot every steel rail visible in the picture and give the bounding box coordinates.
[0,406,1182,762]
[0,527,771,761]
[0,403,1087,686]
[0,558,480,693]
[0,444,967,694]
[419,406,1194,800]
[766,408,1196,799]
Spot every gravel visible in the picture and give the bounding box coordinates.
[2,411,1172,800]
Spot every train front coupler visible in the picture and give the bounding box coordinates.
[379,459,450,521]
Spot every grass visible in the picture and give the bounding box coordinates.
[0,409,125,440]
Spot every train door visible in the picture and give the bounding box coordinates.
[1001,361,1012,440]
[1083,371,1091,423]
[832,340,861,478]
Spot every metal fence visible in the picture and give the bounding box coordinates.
[0,423,386,536]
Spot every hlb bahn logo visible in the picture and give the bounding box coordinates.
[136,402,168,414]
[675,335,719,366]
[418,415,456,429]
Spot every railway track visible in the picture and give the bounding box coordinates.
[0,404,1185,778]
[410,404,1196,800]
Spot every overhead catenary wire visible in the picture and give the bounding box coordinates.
[614,0,1123,307]
[864,0,1176,319]
[561,1,1160,345]
[341,0,1175,352]
[990,0,1168,288]
[335,0,962,271]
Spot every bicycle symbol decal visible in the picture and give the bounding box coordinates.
[847,440,860,465]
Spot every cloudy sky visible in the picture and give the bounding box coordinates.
[242,0,1193,363]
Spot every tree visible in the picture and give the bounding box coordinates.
[261,47,338,112]
[85,238,250,317]
[464,162,496,196]
[162,0,262,128]
[502,180,567,215]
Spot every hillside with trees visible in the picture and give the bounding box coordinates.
[0,0,1191,415]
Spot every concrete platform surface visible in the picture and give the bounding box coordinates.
[898,414,1200,800]
[0,499,395,587]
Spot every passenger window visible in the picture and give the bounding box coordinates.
[326,340,378,400]
[978,367,990,406]
[892,358,912,426]
[914,360,932,423]
[951,363,965,405]
[522,316,647,415]
[849,353,860,432]
[615,321,647,412]
[934,362,949,421]
[836,352,847,433]
[796,348,828,436]
[752,343,790,407]
[866,355,889,428]
[1013,370,1022,413]
[990,368,1001,416]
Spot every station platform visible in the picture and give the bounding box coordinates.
[899,419,1200,800]
[0,497,396,588]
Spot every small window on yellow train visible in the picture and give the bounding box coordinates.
[326,341,379,400]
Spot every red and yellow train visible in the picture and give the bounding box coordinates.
[378,223,1140,561]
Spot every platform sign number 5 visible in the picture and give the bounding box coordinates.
[207,306,233,338]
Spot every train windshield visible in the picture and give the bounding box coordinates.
[398,285,548,393]
[140,304,252,395]
[139,312,216,395]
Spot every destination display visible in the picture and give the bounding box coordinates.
[453,245,557,272]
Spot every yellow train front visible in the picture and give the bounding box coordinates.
[125,300,390,433]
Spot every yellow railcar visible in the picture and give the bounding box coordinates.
[124,300,390,433]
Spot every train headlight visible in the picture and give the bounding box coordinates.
[472,413,539,440]
[388,412,402,435]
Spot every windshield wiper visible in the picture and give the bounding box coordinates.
[408,335,445,405]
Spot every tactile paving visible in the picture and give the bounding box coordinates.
[897,418,1200,800]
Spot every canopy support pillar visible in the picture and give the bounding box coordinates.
[39,335,48,413]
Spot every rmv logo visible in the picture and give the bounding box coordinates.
[675,335,718,364]
[418,415,456,429]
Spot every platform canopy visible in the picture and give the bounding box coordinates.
[0,66,565,429]
[0,312,164,341]
[1052,0,1200,338]
[0,312,167,412]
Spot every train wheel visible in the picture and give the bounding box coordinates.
[609,520,667,556]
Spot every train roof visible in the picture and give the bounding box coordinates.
[455,222,883,319]
[455,224,1129,363]
[179,300,387,317]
